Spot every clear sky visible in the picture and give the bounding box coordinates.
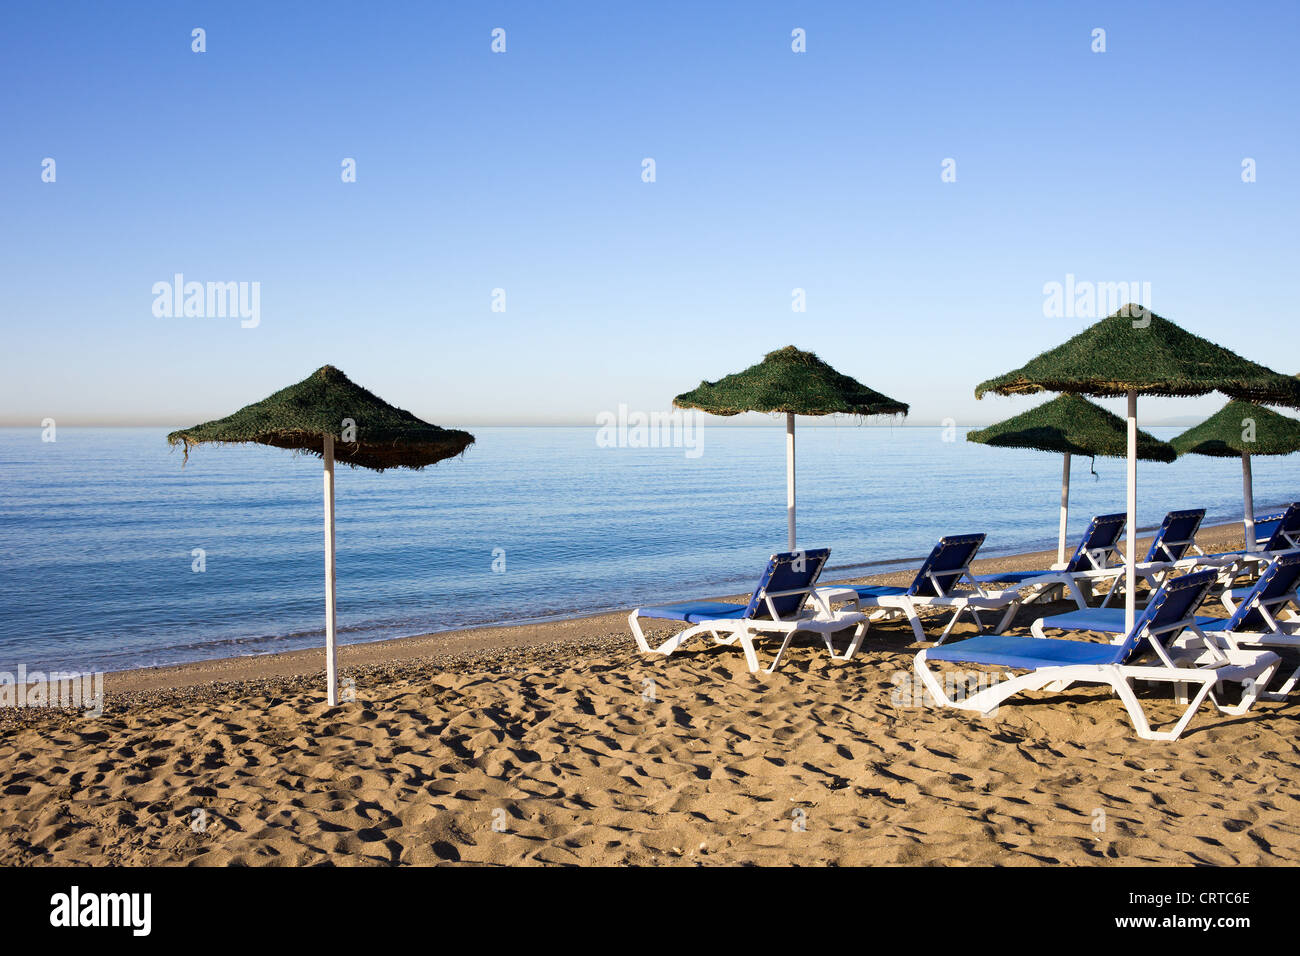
[2,0,1296,427]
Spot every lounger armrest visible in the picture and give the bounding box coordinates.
[1160,621,1229,666]
[761,585,820,621]
[804,588,834,616]
[957,569,995,598]
[813,586,860,610]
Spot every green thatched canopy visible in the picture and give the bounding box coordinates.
[1171,400,1300,458]
[168,365,474,471]
[967,393,1176,462]
[976,306,1300,407]
[673,345,908,417]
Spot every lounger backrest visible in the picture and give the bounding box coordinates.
[1226,552,1300,631]
[1252,512,1285,549]
[1144,509,1205,563]
[1116,568,1218,662]
[1064,513,1127,573]
[1262,502,1300,552]
[744,548,831,620]
[906,534,986,597]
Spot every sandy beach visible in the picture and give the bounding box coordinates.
[2,521,1298,866]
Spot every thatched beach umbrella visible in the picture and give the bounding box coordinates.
[673,345,907,550]
[967,393,1175,566]
[977,306,1300,631]
[1171,400,1300,550]
[168,366,474,705]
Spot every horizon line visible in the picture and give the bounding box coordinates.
[0,418,1213,429]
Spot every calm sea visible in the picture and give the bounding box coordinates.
[0,425,1293,672]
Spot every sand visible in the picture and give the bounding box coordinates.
[2,522,1298,866]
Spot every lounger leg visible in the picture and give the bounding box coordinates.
[905,605,926,643]
[628,612,652,653]
[1065,578,1089,610]
[1018,584,1047,607]
[1026,582,1063,606]
[1165,681,1217,741]
[1269,664,1299,700]
[913,651,955,708]
[1100,575,1121,608]
[917,653,1053,716]
[1211,658,1282,713]
[629,614,710,658]
[1110,676,1155,740]
[709,628,739,647]
[765,631,798,674]
[993,600,1020,634]
[936,607,965,645]
[662,624,713,655]
[825,620,868,663]
[738,628,761,674]
[1112,669,1215,742]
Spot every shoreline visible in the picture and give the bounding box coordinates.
[95,519,1251,698]
[5,517,1297,867]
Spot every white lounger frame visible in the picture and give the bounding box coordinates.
[818,565,1023,646]
[915,616,1280,742]
[1101,551,1245,607]
[1009,542,1135,611]
[630,588,868,675]
[1205,591,1300,698]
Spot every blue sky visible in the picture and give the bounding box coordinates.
[2,0,1296,427]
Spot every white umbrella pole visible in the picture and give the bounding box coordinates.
[1242,451,1256,552]
[786,412,797,552]
[1125,391,1138,633]
[323,434,339,706]
[1057,452,1072,566]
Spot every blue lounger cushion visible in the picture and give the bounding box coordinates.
[1042,607,1129,632]
[1045,607,1222,633]
[846,585,908,598]
[971,569,1052,585]
[635,601,751,624]
[932,570,1221,671]
[927,634,1127,669]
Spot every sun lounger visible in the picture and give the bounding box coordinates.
[813,534,1022,644]
[1244,503,1300,553]
[629,548,867,673]
[1098,508,1206,606]
[1208,502,1300,564]
[915,569,1281,741]
[1204,552,1300,697]
[971,512,1128,610]
[1032,550,1300,644]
